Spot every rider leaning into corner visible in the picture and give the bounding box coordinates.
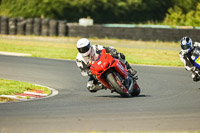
[76,38,137,93]
[179,36,200,82]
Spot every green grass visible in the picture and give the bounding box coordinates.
[0,79,51,95]
[0,35,183,66]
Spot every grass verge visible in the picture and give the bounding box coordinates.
[0,35,183,66]
[0,79,51,103]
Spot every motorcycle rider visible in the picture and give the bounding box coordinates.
[76,38,137,92]
[179,36,200,82]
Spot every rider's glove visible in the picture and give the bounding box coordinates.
[110,48,117,55]
[192,49,200,57]
[194,42,200,47]
[107,46,118,57]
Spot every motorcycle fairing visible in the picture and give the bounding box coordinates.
[194,56,200,69]
[90,49,128,89]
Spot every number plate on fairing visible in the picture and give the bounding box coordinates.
[195,56,200,68]
[195,56,200,65]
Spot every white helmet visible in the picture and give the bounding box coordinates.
[77,38,91,56]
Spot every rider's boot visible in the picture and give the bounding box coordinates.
[125,62,137,76]
[97,83,107,90]
[87,80,107,93]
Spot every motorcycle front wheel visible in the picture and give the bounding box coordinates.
[106,72,130,97]
[131,82,140,96]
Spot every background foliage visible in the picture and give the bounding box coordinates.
[0,0,199,26]
[164,0,200,26]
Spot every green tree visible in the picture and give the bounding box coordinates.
[164,2,200,26]
[172,0,199,13]
[2,0,197,24]
[0,0,66,19]
[164,6,185,26]
[186,2,200,26]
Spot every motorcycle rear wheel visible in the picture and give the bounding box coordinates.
[106,72,130,97]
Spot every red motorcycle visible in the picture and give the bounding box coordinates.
[90,49,140,97]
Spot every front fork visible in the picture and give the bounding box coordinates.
[113,72,134,94]
[114,71,139,94]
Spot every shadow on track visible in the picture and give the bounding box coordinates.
[95,94,151,98]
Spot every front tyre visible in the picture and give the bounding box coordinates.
[131,82,140,96]
[106,72,130,97]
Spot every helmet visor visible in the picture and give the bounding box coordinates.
[181,44,191,50]
[77,42,91,53]
[81,48,91,57]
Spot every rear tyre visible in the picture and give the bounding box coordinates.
[106,72,129,97]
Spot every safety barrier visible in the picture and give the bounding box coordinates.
[0,16,68,37]
[1,16,200,42]
[67,23,200,42]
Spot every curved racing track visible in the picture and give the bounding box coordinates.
[0,55,199,133]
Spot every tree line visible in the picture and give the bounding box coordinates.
[0,0,199,26]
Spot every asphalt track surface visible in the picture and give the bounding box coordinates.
[0,55,199,133]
